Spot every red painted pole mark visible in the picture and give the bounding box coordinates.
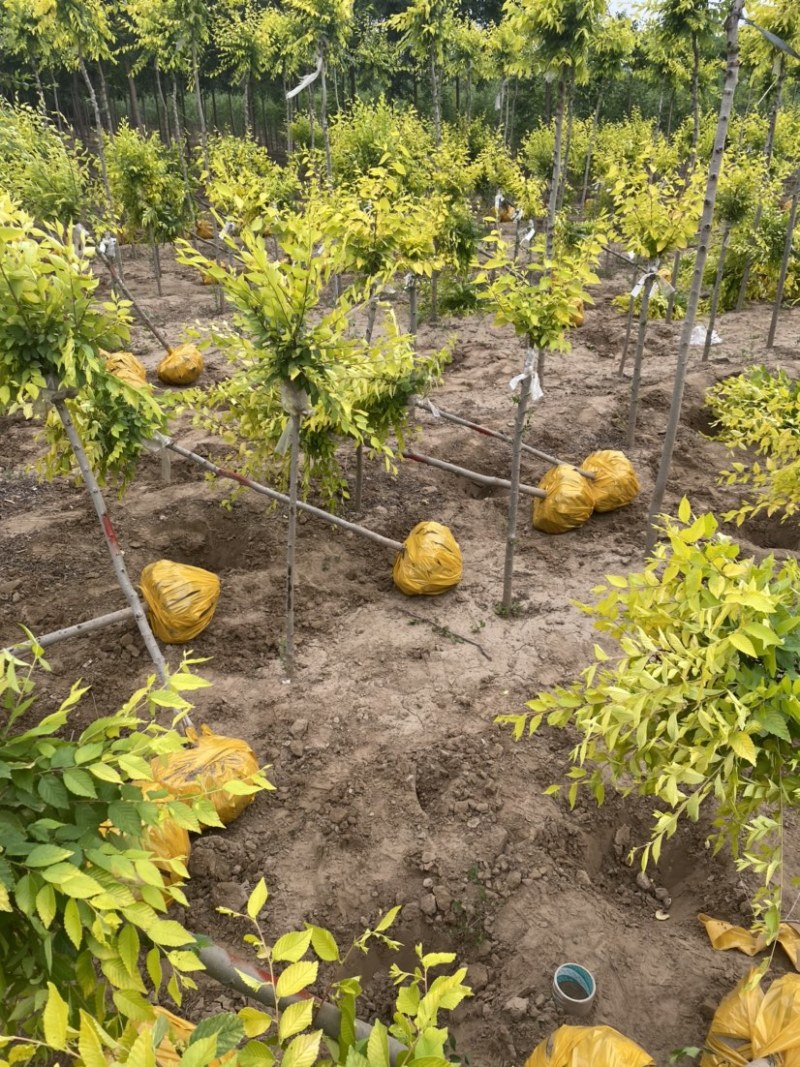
[218,466,250,487]
[101,512,119,549]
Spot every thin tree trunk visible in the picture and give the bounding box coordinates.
[79,57,113,213]
[211,85,219,130]
[665,250,681,322]
[466,62,473,121]
[408,277,418,334]
[430,49,442,145]
[646,0,746,552]
[284,73,293,155]
[502,350,535,613]
[151,231,162,297]
[333,63,340,112]
[617,262,640,377]
[284,398,303,677]
[51,76,63,129]
[430,270,439,323]
[171,75,191,212]
[580,91,603,213]
[320,46,332,180]
[455,74,460,114]
[154,63,169,142]
[666,90,675,137]
[308,87,315,152]
[767,170,800,349]
[97,61,113,134]
[545,70,567,260]
[33,63,46,115]
[557,76,574,212]
[702,221,730,362]
[71,72,88,140]
[242,72,251,137]
[690,31,700,165]
[353,444,364,513]
[543,77,552,124]
[192,41,222,312]
[626,275,656,447]
[349,65,356,103]
[53,396,169,686]
[227,90,235,131]
[736,57,785,310]
[508,78,518,149]
[125,63,142,131]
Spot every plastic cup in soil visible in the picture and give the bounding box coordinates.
[552,962,596,1017]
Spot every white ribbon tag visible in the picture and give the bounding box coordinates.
[221,220,237,237]
[99,235,118,258]
[286,53,323,100]
[494,191,503,211]
[509,369,543,403]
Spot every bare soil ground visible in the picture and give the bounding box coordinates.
[2,244,799,1064]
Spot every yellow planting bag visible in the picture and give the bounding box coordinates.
[151,724,260,825]
[104,350,148,389]
[581,450,640,512]
[702,969,800,1067]
[393,521,463,596]
[532,465,594,534]
[132,780,190,882]
[195,218,214,240]
[140,560,221,644]
[699,914,800,969]
[157,344,204,386]
[139,1007,234,1067]
[525,1026,654,1067]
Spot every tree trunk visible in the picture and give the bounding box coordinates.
[283,396,303,677]
[227,90,235,131]
[626,274,656,447]
[767,169,800,350]
[703,221,730,362]
[125,63,142,131]
[501,350,535,613]
[71,72,88,139]
[284,73,293,155]
[171,75,191,211]
[455,74,460,114]
[408,277,418,334]
[151,231,162,298]
[665,250,681,322]
[349,64,356,103]
[33,63,46,115]
[508,78,518,149]
[646,0,746,552]
[543,78,552,124]
[430,48,442,145]
[557,75,574,212]
[79,57,113,213]
[690,31,700,165]
[96,61,113,134]
[243,70,251,137]
[51,76,64,129]
[333,63,340,112]
[736,57,785,310]
[545,70,567,260]
[192,41,222,312]
[320,45,333,180]
[666,89,675,137]
[154,63,169,142]
[53,396,169,686]
[211,85,219,130]
[617,261,641,377]
[579,91,603,213]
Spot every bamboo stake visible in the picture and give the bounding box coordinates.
[3,608,135,654]
[646,0,746,552]
[51,395,169,686]
[163,439,403,552]
[414,399,596,478]
[767,168,800,350]
[401,449,547,499]
[626,274,656,447]
[502,352,533,612]
[98,250,171,352]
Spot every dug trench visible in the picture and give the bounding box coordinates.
[1,246,799,1063]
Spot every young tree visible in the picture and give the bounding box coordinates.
[389,0,457,146]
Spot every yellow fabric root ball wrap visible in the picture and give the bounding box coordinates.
[140,560,221,643]
[150,725,260,825]
[393,521,463,596]
[702,969,800,1067]
[524,1025,654,1067]
[103,350,148,389]
[581,450,640,512]
[532,465,595,534]
[157,343,204,386]
[131,781,190,881]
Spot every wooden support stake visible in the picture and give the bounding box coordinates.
[98,250,171,352]
[163,439,404,552]
[401,449,547,499]
[3,607,135,654]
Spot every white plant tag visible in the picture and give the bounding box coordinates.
[690,325,722,345]
[286,54,323,100]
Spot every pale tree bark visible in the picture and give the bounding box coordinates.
[502,349,535,613]
[545,70,567,260]
[767,168,800,350]
[702,221,730,362]
[430,48,442,145]
[646,0,746,552]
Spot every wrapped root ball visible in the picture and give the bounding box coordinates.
[533,465,594,534]
[104,350,148,389]
[139,1008,237,1067]
[131,781,190,882]
[524,1025,654,1067]
[570,301,584,327]
[151,725,260,825]
[393,521,462,596]
[140,560,220,643]
[195,218,214,240]
[581,450,640,512]
[157,344,204,386]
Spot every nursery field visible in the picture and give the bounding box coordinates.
[2,245,798,1063]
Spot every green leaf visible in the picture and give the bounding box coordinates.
[730,732,757,765]
[366,1019,389,1067]
[275,960,318,999]
[278,998,314,1042]
[148,919,193,948]
[26,844,74,867]
[43,982,68,1050]
[189,1013,244,1055]
[63,767,97,798]
[307,925,340,963]
[374,905,401,933]
[113,989,155,1022]
[238,1040,276,1067]
[78,1011,108,1067]
[273,930,313,963]
[282,1030,323,1067]
[238,1007,273,1039]
[730,631,758,658]
[678,497,691,523]
[64,897,83,949]
[35,884,56,929]
[247,877,268,920]
[119,924,141,978]
[180,1036,219,1067]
